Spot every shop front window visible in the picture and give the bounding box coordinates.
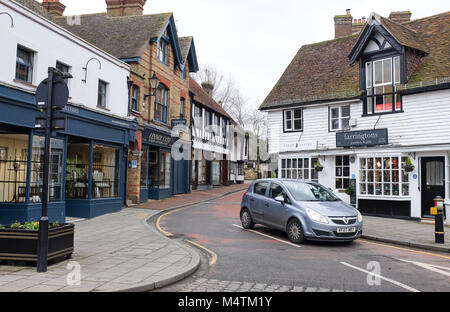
[140,147,148,188]
[160,151,171,189]
[359,156,409,197]
[0,134,29,203]
[66,143,90,199]
[335,156,350,190]
[280,157,318,183]
[148,150,158,187]
[31,136,64,202]
[92,145,119,198]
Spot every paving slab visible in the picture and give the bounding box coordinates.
[0,208,200,292]
[362,216,450,253]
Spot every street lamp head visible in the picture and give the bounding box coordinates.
[149,72,160,94]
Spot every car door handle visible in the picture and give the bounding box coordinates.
[264,203,269,207]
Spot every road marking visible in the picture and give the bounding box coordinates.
[156,209,181,237]
[359,239,450,260]
[232,224,301,248]
[340,261,420,292]
[186,239,218,266]
[397,259,450,277]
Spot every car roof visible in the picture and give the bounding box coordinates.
[252,179,317,185]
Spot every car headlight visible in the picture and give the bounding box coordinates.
[306,208,329,224]
[357,210,363,223]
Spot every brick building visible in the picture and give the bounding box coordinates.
[50,0,199,203]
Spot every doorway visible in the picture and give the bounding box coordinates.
[421,157,445,218]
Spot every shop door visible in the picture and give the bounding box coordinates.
[173,159,187,195]
[221,160,229,185]
[421,157,445,217]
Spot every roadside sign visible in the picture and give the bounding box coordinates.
[35,77,69,109]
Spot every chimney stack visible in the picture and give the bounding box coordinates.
[105,0,147,17]
[389,11,412,24]
[334,9,353,38]
[41,0,66,17]
[201,82,214,96]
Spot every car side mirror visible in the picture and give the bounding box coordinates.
[275,195,285,203]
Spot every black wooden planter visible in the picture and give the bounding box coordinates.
[0,224,74,264]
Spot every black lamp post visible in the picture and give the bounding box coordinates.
[144,72,160,120]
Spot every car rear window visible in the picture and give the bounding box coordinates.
[253,182,269,196]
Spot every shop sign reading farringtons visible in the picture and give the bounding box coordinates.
[336,129,388,147]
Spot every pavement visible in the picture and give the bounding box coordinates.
[0,183,248,292]
[134,183,249,211]
[362,216,450,253]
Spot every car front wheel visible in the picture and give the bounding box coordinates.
[287,219,305,244]
[240,208,255,229]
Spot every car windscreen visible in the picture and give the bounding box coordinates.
[283,181,339,202]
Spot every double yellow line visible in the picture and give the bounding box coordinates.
[156,208,218,266]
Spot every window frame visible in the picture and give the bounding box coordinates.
[154,84,169,123]
[280,157,318,183]
[157,34,169,66]
[97,80,108,108]
[283,108,303,132]
[335,155,350,190]
[329,105,351,132]
[55,61,71,87]
[131,85,140,112]
[15,45,34,84]
[358,156,410,198]
[364,55,402,116]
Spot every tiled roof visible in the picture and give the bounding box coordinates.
[179,36,193,61]
[379,16,427,53]
[260,35,361,109]
[13,0,54,20]
[53,12,172,59]
[189,79,233,120]
[260,11,450,110]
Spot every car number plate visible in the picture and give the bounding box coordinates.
[337,227,357,233]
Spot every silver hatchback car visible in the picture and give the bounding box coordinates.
[240,179,363,243]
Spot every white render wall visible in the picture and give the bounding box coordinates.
[0,0,130,117]
[267,89,450,155]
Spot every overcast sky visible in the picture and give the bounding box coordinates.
[59,0,449,110]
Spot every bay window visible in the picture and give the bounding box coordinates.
[365,56,401,114]
[359,156,409,197]
[284,108,302,132]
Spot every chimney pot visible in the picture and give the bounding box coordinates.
[334,10,353,38]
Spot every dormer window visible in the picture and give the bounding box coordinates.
[365,56,402,115]
[157,33,169,65]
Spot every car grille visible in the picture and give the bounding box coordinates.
[330,217,357,225]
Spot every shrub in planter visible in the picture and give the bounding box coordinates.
[0,221,74,264]
[345,186,355,197]
[314,160,324,172]
[404,158,415,172]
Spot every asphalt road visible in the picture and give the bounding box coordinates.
[156,191,450,292]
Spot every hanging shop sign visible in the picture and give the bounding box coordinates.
[336,129,388,147]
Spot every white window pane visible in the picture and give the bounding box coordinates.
[394,56,400,83]
[383,58,392,84]
[341,105,350,117]
[366,62,372,87]
[374,60,383,85]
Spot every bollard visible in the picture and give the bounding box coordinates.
[434,197,445,244]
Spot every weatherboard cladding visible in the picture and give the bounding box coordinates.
[260,11,450,110]
[268,89,450,155]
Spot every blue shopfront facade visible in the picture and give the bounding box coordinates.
[139,125,189,202]
[0,84,137,224]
